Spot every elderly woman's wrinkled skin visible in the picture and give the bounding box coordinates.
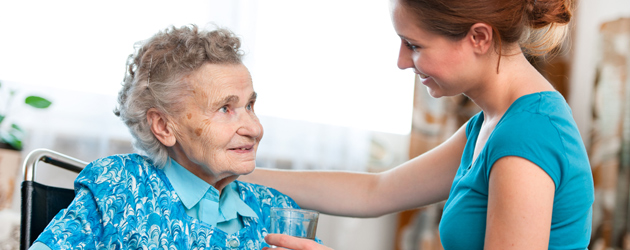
[148,63,263,191]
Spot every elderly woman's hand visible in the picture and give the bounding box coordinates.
[262,234,333,250]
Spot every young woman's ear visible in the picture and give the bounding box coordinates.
[147,108,176,147]
[468,23,493,54]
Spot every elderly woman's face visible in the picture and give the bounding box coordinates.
[172,63,263,185]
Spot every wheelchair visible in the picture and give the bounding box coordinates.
[19,148,88,250]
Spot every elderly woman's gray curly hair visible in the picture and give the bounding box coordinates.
[114,24,244,167]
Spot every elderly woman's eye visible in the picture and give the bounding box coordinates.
[219,106,228,113]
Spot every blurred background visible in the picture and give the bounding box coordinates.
[0,0,628,249]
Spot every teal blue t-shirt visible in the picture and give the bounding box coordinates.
[439,91,594,249]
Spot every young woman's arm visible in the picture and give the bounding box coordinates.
[483,156,555,249]
[240,124,468,217]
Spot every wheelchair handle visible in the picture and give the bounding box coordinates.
[22,148,88,182]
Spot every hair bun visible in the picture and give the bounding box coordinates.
[527,0,572,28]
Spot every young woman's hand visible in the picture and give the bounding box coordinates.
[262,234,333,250]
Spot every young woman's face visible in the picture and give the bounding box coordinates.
[391,0,478,98]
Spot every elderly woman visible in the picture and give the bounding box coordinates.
[29,25,300,249]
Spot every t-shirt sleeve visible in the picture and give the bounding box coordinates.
[484,112,565,189]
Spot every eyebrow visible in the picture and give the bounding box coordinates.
[399,35,416,43]
[211,91,257,108]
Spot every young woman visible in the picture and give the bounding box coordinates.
[241,0,594,249]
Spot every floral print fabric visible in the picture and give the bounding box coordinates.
[35,154,300,249]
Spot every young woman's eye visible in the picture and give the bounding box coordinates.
[404,41,420,51]
[246,102,254,111]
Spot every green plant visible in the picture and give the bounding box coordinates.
[0,80,52,150]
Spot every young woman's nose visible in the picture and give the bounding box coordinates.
[397,41,414,70]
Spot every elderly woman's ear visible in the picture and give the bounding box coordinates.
[147,108,177,147]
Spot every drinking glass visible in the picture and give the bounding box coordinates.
[269,207,319,240]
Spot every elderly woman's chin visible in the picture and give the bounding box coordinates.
[227,151,259,175]
[231,156,256,175]
[237,160,257,175]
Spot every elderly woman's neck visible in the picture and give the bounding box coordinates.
[214,176,238,192]
[168,149,236,193]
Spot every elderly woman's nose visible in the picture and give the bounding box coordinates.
[237,111,263,138]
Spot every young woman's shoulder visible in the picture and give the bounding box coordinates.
[487,92,587,185]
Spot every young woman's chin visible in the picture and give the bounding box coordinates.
[425,85,447,99]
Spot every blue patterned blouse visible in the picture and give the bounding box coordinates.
[33,154,301,249]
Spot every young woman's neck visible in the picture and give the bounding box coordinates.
[465,46,554,120]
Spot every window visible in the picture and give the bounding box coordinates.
[0,0,414,135]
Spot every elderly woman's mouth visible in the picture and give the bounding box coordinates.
[229,145,255,151]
